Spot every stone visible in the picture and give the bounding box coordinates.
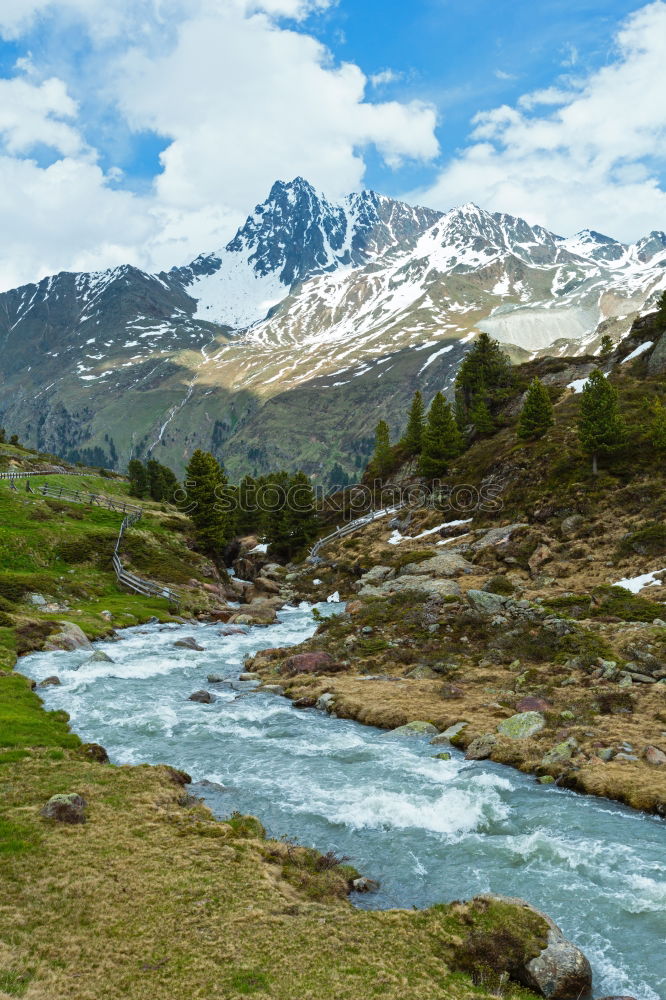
[239,672,260,681]
[85,649,115,664]
[359,576,461,599]
[528,543,552,576]
[431,722,468,744]
[43,622,93,652]
[465,733,497,760]
[254,575,281,595]
[316,693,336,713]
[174,637,205,651]
[538,775,556,785]
[351,877,380,893]
[188,690,215,704]
[497,711,546,740]
[471,524,528,551]
[465,590,508,615]
[356,565,393,588]
[207,674,225,683]
[388,720,438,738]
[100,610,113,621]
[614,752,639,762]
[516,696,552,713]
[597,748,615,762]
[433,752,452,760]
[219,626,247,636]
[560,515,584,538]
[77,743,109,763]
[647,329,666,375]
[644,745,666,766]
[41,793,86,824]
[261,684,285,696]
[541,738,578,766]
[477,894,592,1000]
[400,552,475,578]
[279,651,346,677]
[39,675,61,687]
[29,593,47,606]
[406,665,440,680]
[346,600,363,615]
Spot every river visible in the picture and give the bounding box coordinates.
[19,603,666,1000]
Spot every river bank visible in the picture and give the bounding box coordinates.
[15,608,666,1000]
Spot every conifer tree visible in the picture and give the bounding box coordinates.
[649,398,666,452]
[235,475,259,536]
[371,420,392,478]
[599,334,614,358]
[401,390,425,455]
[518,377,554,440]
[578,370,627,475]
[656,290,666,331]
[419,392,463,479]
[184,450,229,561]
[454,332,514,434]
[285,471,319,556]
[127,459,148,498]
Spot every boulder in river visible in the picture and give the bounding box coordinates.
[189,690,215,704]
[39,676,61,687]
[41,793,87,824]
[85,649,115,664]
[431,721,468,745]
[476,894,592,999]
[497,711,546,740]
[387,721,438,738]
[465,733,497,760]
[351,877,380,892]
[174,637,205,651]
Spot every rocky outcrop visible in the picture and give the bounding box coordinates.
[497,712,546,739]
[477,895,592,999]
[279,651,346,677]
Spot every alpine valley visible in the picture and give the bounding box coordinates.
[1,176,665,480]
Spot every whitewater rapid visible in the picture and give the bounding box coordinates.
[19,603,666,1000]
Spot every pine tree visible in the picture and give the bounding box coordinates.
[578,370,627,475]
[127,459,148,498]
[517,377,554,440]
[184,450,229,561]
[401,391,425,455]
[454,332,514,434]
[285,471,319,556]
[419,392,463,479]
[649,398,666,452]
[371,420,392,478]
[599,334,614,358]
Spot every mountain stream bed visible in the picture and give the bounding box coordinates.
[19,603,666,1000]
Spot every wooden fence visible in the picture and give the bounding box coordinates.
[309,502,409,559]
[1,470,180,605]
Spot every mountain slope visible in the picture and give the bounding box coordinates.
[0,178,664,479]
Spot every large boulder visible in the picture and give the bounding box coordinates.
[497,712,546,739]
[400,552,475,578]
[174,637,205,651]
[85,649,115,664]
[387,721,438,738]
[466,590,508,616]
[279,651,345,677]
[465,733,497,760]
[647,330,666,375]
[188,690,215,704]
[477,895,592,999]
[471,524,528,551]
[41,793,87,824]
[43,622,93,652]
[360,576,461,599]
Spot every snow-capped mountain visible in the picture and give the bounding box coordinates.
[0,177,664,478]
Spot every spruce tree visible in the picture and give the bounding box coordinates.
[127,459,148,498]
[371,420,392,478]
[454,332,514,434]
[419,392,463,479]
[518,377,554,440]
[578,370,627,475]
[285,471,319,556]
[184,450,229,561]
[656,290,666,331]
[401,390,425,455]
[599,334,614,358]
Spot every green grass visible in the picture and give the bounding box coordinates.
[0,674,80,749]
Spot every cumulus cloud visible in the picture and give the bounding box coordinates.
[414,1,666,241]
[0,0,438,289]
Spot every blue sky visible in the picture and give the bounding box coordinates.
[0,0,664,288]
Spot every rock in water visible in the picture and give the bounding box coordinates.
[43,622,93,652]
[39,676,61,687]
[497,712,546,739]
[174,637,205,651]
[477,894,592,999]
[387,721,438,738]
[41,793,87,824]
[189,690,215,704]
[85,649,115,664]
[465,733,497,760]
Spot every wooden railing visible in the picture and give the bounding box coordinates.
[1,470,180,605]
[309,502,409,560]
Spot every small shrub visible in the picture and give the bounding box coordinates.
[225,812,266,839]
[483,575,516,596]
[618,522,666,557]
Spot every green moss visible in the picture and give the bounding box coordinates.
[618,522,666,557]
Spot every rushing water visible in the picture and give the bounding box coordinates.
[20,604,666,1000]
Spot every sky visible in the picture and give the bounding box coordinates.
[0,0,665,290]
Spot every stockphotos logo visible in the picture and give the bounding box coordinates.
[173,479,503,520]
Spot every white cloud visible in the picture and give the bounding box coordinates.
[415,1,666,241]
[370,69,402,87]
[0,0,438,289]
